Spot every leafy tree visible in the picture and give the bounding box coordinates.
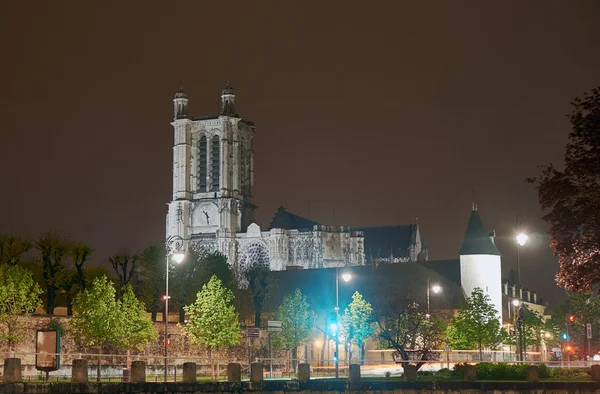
[71,242,93,291]
[35,232,71,314]
[506,304,545,352]
[340,291,375,363]
[139,242,166,321]
[196,250,235,290]
[110,253,138,292]
[70,276,122,380]
[446,287,505,359]
[245,262,276,327]
[0,235,32,266]
[0,265,42,351]
[182,275,240,379]
[272,288,315,371]
[529,87,600,291]
[115,284,157,368]
[377,301,448,371]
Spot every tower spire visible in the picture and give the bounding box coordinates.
[220,81,237,116]
[472,189,477,211]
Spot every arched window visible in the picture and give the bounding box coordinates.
[210,136,220,192]
[198,136,207,192]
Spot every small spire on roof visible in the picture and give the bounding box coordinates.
[472,189,477,211]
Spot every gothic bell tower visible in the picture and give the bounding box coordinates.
[166,83,256,245]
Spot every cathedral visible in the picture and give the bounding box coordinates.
[166,83,515,324]
[166,84,428,283]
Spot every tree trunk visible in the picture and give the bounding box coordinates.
[292,346,298,373]
[179,303,185,323]
[216,347,220,380]
[151,305,157,322]
[127,349,131,369]
[360,343,365,365]
[97,345,102,382]
[210,348,214,380]
[255,309,261,327]
[76,264,86,291]
[46,286,56,314]
[479,342,482,361]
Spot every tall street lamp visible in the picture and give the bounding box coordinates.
[512,298,521,361]
[515,214,528,298]
[335,267,351,378]
[426,277,442,317]
[164,235,185,382]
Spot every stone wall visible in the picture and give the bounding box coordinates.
[1,380,600,394]
[1,315,284,369]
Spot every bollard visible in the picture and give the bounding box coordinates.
[3,358,21,382]
[131,361,146,383]
[250,362,263,383]
[182,362,197,383]
[349,364,361,383]
[403,365,417,381]
[71,359,88,383]
[464,364,477,381]
[526,365,539,382]
[592,365,600,382]
[227,363,242,382]
[297,363,310,382]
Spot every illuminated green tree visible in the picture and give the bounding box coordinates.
[71,276,122,380]
[341,291,375,363]
[272,288,315,371]
[446,287,505,359]
[182,275,240,379]
[115,284,157,367]
[0,265,42,351]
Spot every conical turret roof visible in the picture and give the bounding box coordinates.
[459,209,501,256]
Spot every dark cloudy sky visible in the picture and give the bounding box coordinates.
[1,1,599,306]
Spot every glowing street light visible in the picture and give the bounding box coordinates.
[342,273,352,283]
[164,235,185,382]
[427,277,442,316]
[516,233,529,247]
[512,299,520,307]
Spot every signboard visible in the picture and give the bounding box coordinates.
[587,323,592,339]
[35,329,60,371]
[247,328,260,338]
[267,320,282,327]
[268,327,282,332]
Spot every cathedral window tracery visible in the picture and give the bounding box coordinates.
[198,135,207,192]
[210,136,220,192]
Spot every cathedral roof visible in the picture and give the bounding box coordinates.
[353,225,419,261]
[459,209,501,256]
[268,206,319,231]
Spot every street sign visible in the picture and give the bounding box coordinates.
[587,323,592,339]
[268,327,282,332]
[268,320,282,327]
[247,328,260,338]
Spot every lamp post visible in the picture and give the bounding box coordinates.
[512,298,521,361]
[426,277,441,317]
[515,215,528,363]
[515,214,528,298]
[164,235,185,382]
[334,267,351,378]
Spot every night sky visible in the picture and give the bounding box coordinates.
[2,1,599,307]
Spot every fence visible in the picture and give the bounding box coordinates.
[2,350,599,382]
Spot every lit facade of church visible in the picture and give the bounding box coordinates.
[166,84,426,285]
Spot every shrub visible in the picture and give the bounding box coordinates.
[452,363,550,380]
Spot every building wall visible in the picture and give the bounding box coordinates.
[460,254,503,325]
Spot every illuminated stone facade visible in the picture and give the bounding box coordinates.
[166,85,365,286]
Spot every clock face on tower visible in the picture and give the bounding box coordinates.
[193,202,218,230]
